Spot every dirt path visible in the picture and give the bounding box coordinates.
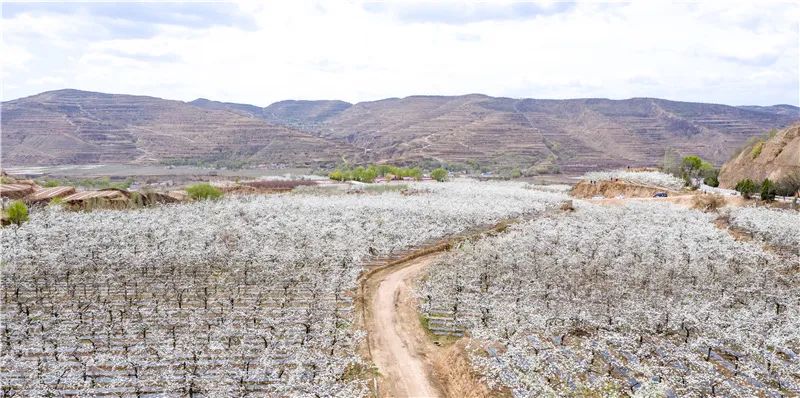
[366,254,443,397]
[357,215,546,397]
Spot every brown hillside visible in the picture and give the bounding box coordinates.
[1,90,356,166]
[314,96,798,172]
[2,90,797,170]
[718,124,800,188]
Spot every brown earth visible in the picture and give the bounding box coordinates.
[271,95,798,172]
[1,89,356,167]
[361,253,500,398]
[367,255,444,397]
[718,123,800,188]
[4,90,797,172]
[570,179,681,199]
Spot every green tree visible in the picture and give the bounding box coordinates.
[760,178,776,201]
[6,201,29,226]
[679,155,718,187]
[407,167,423,180]
[735,179,757,199]
[431,168,448,182]
[682,155,704,172]
[703,175,719,187]
[186,183,223,201]
[361,166,378,183]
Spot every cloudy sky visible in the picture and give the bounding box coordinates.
[2,1,798,106]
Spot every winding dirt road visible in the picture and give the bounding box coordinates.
[365,255,443,398]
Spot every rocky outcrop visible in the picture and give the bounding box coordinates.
[718,124,800,188]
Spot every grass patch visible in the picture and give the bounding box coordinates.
[39,176,134,190]
[419,314,461,347]
[341,362,380,382]
[751,141,764,159]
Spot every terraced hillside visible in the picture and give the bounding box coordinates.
[3,90,797,171]
[309,96,798,172]
[198,94,798,172]
[1,90,355,167]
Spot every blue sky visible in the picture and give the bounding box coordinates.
[2,1,798,106]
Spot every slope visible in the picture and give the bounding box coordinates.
[1,89,357,166]
[718,124,800,188]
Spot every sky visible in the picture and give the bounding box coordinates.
[1,1,799,106]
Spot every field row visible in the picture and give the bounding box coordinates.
[1,181,567,396]
[422,202,799,397]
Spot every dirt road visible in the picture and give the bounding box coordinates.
[366,255,443,398]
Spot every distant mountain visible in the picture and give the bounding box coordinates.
[2,89,355,167]
[190,98,352,129]
[3,89,798,172]
[718,123,800,188]
[736,104,800,117]
[263,100,353,125]
[188,98,268,119]
[256,95,799,172]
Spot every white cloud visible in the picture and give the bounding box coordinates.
[1,1,798,106]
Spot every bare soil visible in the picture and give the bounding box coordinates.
[360,253,501,398]
[367,255,444,397]
[356,217,528,397]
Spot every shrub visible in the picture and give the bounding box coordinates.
[431,168,448,182]
[751,141,764,159]
[775,172,800,197]
[48,197,65,207]
[330,164,421,182]
[186,183,223,201]
[760,178,775,201]
[703,175,719,187]
[6,201,29,226]
[329,170,346,181]
[735,179,757,199]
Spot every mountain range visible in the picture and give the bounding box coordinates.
[2,89,798,173]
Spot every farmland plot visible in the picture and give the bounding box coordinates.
[422,202,799,397]
[582,171,685,190]
[0,181,566,397]
[727,207,800,254]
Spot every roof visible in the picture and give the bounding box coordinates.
[27,186,76,203]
